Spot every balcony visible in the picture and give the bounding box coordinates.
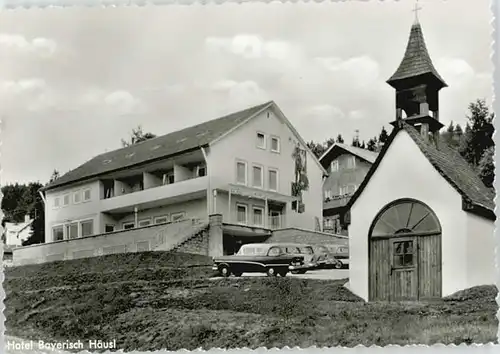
[323,193,353,209]
[226,212,286,230]
[100,176,208,213]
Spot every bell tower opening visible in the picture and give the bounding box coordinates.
[386,9,447,145]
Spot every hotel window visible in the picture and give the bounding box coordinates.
[80,220,94,237]
[155,215,169,224]
[253,207,264,226]
[270,136,280,153]
[236,204,248,224]
[163,173,175,185]
[83,189,91,202]
[62,194,70,206]
[103,181,114,199]
[236,161,247,185]
[123,222,135,230]
[73,191,82,204]
[52,225,64,241]
[196,164,206,177]
[268,169,278,191]
[53,197,60,208]
[331,160,339,172]
[105,224,115,233]
[171,212,186,222]
[138,219,152,227]
[66,222,78,239]
[256,132,266,149]
[252,165,263,188]
[346,156,356,169]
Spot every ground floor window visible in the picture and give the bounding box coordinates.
[80,220,94,237]
[155,215,169,224]
[138,219,152,227]
[52,225,64,241]
[236,204,248,224]
[105,224,115,233]
[123,222,135,230]
[253,207,264,226]
[171,212,186,222]
[66,222,78,239]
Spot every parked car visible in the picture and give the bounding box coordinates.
[312,245,343,269]
[326,243,349,268]
[278,243,319,274]
[212,243,305,277]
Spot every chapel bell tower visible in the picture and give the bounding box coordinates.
[387,7,447,143]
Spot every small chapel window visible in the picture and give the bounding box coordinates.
[393,240,414,268]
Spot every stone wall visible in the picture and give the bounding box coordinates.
[13,218,207,266]
[267,227,348,245]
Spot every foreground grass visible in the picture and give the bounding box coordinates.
[5,251,498,351]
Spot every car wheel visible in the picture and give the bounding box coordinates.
[219,265,230,277]
[266,267,277,277]
[334,262,343,269]
[278,269,288,277]
[232,271,243,277]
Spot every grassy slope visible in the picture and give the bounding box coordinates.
[5,251,498,351]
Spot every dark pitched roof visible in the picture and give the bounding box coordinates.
[319,143,379,168]
[387,22,447,88]
[43,101,273,191]
[346,122,495,221]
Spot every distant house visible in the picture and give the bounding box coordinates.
[3,215,33,246]
[319,144,378,235]
[30,101,325,262]
[346,19,495,302]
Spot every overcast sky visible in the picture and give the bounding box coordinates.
[0,0,492,185]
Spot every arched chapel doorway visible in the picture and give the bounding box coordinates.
[368,199,442,301]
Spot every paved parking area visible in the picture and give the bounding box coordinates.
[211,269,349,280]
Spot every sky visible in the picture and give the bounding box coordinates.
[0,0,493,185]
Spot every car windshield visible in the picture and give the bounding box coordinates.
[237,245,268,256]
[300,246,313,254]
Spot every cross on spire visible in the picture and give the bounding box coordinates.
[412,0,422,24]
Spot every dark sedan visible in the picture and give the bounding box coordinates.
[212,243,305,277]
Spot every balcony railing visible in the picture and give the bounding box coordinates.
[100,176,208,212]
[229,213,285,230]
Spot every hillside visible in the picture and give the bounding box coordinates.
[4,251,498,351]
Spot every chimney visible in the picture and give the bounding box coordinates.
[24,214,30,223]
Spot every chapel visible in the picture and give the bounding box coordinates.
[344,16,496,302]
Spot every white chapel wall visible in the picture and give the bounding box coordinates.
[348,130,467,301]
[465,212,496,288]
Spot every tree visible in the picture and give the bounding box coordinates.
[324,138,336,150]
[306,141,325,159]
[360,141,366,149]
[121,125,157,147]
[351,137,360,148]
[478,146,494,189]
[1,182,45,245]
[458,99,494,166]
[378,126,389,145]
[49,169,60,183]
[367,137,377,152]
[336,134,345,144]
